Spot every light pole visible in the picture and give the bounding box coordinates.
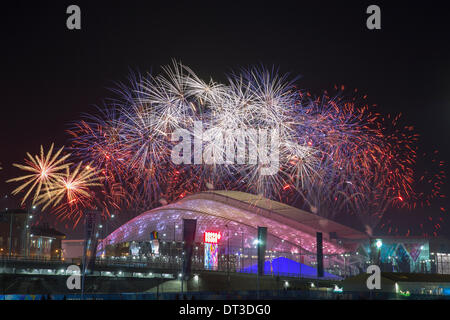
[8,210,13,258]
[253,238,260,300]
[102,213,114,256]
[24,206,35,258]
[194,274,199,292]
[180,272,183,294]
[343,254,347,277]
[226,225,230,286]
[241,231,244,272]
[81,209,100,300]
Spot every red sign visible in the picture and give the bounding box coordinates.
[204,231,221,244]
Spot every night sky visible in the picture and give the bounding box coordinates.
[1,1,449,237]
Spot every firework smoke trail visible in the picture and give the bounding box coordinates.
[7,144,72,205]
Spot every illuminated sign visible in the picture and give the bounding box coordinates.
[203,231,220,270]
[150,230,159,255]
[204,243,219,270]
[204,231,221,244]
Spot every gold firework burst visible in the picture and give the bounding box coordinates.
[35,162,103,211]
[7,144,72,205]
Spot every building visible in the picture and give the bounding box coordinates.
[98,191,450,278]
[0,194,65,260]
[429,237,450,274]
[99,190,369,278]
[28,225,66,260]
[0,208,29,257]
[61,239,85,262]
[353,237,432,273]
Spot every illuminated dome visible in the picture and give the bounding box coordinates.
[102,190,366,255]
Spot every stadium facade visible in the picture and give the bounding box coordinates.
[98,191,448,277]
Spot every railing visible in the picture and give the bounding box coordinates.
[2,253,443,279]
[0,255,66,263]
[1,290,450,300]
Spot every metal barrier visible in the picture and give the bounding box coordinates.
[1,290,450,300]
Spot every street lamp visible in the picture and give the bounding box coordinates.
[179,272,183,293]
[376,240,383,249]
[194,274,199,292]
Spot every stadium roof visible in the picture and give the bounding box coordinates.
[103,191,367,255]
[188,191,368,240]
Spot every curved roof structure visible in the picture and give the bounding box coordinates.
[102,191,367,255]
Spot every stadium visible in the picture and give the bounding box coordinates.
[98,191,371,278]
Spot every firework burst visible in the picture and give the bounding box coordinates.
[65,62,445,235]
[35,162,103,226]
[7,144,72,205]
